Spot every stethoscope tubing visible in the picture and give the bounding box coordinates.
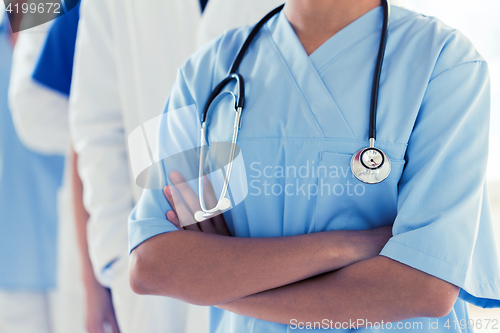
[197,0,392,219]
[369,0,390,140]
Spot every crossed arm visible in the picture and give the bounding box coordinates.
[218,256,458,325]
[129,173,459,325]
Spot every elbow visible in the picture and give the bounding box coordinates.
[9,85,70,154]
[420,281,460,318]
[129,243,170,296]
[128,251,218,306]
[129,249,154,295]
[128,242,219,306]
[8,111,40,152]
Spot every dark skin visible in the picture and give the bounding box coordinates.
[132,173,393,306]
[284,0,381,55]
[129,0,460,325]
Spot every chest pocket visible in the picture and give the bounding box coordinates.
[315,151,406,232]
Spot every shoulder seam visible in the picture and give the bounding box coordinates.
[430,60,487,83]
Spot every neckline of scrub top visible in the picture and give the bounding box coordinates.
[308,6,384,71]
[308,6,418,72]
[265,11,363,140]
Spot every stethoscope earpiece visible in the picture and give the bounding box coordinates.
[195,198,231,222]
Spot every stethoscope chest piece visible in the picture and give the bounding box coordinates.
[351,144,391,184]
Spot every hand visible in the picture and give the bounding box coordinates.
[163,171,231,236]
[83,278,120,333]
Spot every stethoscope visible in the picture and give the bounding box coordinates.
[195,0,391,222]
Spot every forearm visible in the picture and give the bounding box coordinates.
[218,256,460,325]
[71,149,96,285]
[130,227,389,305]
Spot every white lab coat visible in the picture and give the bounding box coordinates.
[69,0,282,332]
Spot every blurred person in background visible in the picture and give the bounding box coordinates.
[8,2,119,332]
[69,0,281,332]
[0,7,64,333]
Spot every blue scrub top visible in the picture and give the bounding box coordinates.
[32,2,80,96]
[0,18,64,290]
[130,5,500,332]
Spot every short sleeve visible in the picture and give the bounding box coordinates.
[128,69,196,252]
[128,35,225,252]
[32,2,79,96]
[380,61,500,307]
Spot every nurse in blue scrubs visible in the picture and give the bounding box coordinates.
[0,12,64,333]
[128,0,500,332]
